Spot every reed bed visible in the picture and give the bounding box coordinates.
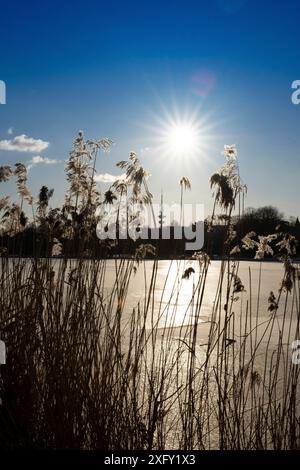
[0,253,299,449]
[0,138,300,449]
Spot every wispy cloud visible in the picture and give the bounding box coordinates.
[94,172,127,183]
[0,134,49,152]
[7,127,13,135]
[27,155,58,171]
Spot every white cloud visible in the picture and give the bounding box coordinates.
[27,155,58,171]
[31,156,57,164]
[7,127,13,135]
[94,172,127,183]
[0,134,49,152]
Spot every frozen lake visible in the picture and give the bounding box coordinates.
[4,257,298,345]
[92,259,299,356]
[103,259,293,322]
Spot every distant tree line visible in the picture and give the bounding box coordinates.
[1,204,299,259]
[1,134,298,260]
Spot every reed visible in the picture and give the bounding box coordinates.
[0,138,299,449]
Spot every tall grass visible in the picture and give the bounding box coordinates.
[0,252,299,449]
[0,139,299,449]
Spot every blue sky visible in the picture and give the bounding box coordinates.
[0,0,300,218]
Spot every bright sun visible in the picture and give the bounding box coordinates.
[166,124,198,155]
[142,102,217,169]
